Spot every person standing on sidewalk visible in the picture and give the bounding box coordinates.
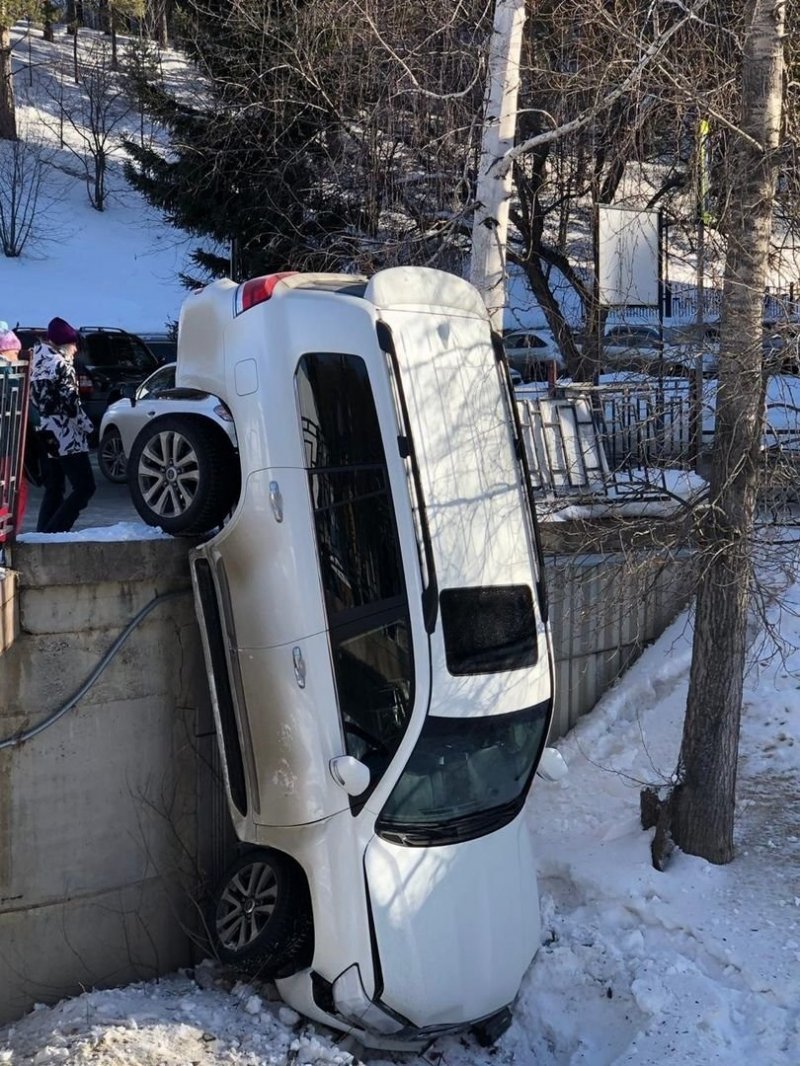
[30,318,96,533]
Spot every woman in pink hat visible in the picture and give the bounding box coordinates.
[29,318,96,533]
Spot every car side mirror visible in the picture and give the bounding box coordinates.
[536,746,568,782]
[329,755,371,797]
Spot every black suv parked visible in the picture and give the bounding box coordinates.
[13,326,161,429]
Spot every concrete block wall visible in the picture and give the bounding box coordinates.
[0,526,696,1025]
[0,540,214,1025]
[540,518,697,739]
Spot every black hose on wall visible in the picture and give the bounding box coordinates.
[0,588,189,750]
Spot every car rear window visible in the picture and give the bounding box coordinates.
[83,332,159,372]
[440,585,538,674]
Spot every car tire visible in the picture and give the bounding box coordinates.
[97,426,127,483]
[209,848,313,978]
[127,415,237,536]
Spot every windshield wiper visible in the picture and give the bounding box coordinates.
[379,799,521,848]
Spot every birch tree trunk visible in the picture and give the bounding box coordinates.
[668,0,786,865]
[469,0,525,332]
[0,23,17,141]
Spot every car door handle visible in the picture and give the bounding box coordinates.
[292,646,306,688]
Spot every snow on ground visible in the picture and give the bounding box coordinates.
[1,581,798,1064]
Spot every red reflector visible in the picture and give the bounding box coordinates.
[235,272,298,315]
[78,374,93,396]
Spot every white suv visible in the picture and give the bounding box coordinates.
[131,267,557,1049]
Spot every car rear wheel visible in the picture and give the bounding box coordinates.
[128,415,237,536]
[98,427,127,483]
[209,849,313,978]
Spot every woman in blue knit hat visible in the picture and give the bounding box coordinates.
[29,318,96,533]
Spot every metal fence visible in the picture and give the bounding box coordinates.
[624,282,798,323]
[518,380,702,502]
[0,358,31,544]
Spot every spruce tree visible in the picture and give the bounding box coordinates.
[123,0,362,282]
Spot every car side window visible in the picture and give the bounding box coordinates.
[296,353,414,782]
[108,334,157,372]
[84,332,158,372]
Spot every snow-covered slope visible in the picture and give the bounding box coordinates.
[0,24,197,331]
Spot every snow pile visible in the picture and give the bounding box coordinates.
[18,521,171,543]
[0,965,354,1065]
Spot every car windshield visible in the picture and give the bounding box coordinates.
[136,364,176,400]
[376,702,549,847]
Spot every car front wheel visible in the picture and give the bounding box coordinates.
[209,849,313,978]
[128,415,237,536]
[98,426,127,483]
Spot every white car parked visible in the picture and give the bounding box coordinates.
[502,328,562,382]
[97,363,238,516]
[131,267,558,1049]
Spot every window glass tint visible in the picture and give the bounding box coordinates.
[137,365,176,399]
[334,616,412,774]
[297,352,385,467]
[377,703,549,846]
[84,333,157,372]
[440,585,538,675]
[311,467,404,618]
[296,353,413,788]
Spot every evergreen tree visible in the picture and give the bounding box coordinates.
[124,0,366,281]
[123,0,489,283]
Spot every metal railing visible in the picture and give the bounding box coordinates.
[518,380,704,504]
[0,358,31,544]
[620,283,797,323]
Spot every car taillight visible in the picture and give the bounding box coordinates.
[78,373,93,397]
[233,272,298,315]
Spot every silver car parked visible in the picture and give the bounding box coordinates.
[97,363,238,499]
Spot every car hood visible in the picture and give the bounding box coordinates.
[363,816,540,1027]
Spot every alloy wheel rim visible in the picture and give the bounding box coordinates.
[137,430,200,516]
[216,861,279,951]
[102,434,126,480]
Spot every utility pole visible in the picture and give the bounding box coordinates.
[469,0,526,333]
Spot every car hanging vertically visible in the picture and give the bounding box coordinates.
[128,266,560,1050]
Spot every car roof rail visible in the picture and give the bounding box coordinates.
[79,326,131,334]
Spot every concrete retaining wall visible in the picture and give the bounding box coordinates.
[0,540,215,1025]
[0,529,695,1024]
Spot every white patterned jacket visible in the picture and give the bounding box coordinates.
[29,341,94,457]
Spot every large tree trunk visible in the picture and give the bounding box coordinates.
[469,0,526,332]
[656,0,786,866]
[0,24,17,141]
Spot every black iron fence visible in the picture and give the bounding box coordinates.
[518,380,706,504]
[0,358,31,544]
